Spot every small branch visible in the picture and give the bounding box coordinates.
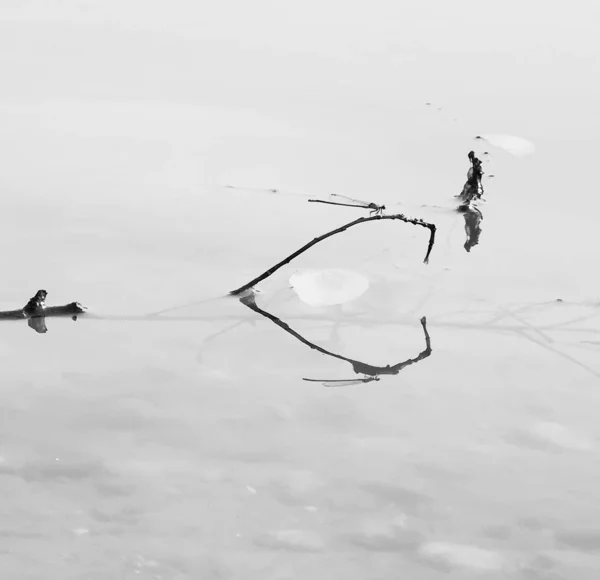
[0,290,86,321]
[229,213,436,295]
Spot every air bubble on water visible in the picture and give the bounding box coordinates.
[289,269,369,307]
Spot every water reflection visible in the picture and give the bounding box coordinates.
[27,316,49,334]
[458,203,483,252]
[303,377,381,387]
[238,292,432,384]
[25,314,81,334]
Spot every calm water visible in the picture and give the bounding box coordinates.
[0,2,599,578]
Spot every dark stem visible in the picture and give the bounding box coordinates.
[0,290,86,320]
[0,309,28,320]
[229,213,436,295]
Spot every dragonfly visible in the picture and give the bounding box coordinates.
[302,376,381,387]
[308,194,386,215]
[224,185,386,215]
[224,183,474,217]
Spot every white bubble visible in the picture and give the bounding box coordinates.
[289,269,369,307]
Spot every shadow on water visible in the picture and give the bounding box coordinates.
[237,291,432,385]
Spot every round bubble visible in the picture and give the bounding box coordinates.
[289,269,370,307]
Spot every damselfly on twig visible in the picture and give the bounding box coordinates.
[308,194,386,215]
[224,185,385,215]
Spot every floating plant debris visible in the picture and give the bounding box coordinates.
[0,290,86,333]
[458,150,485,203]
[456,152,485,252]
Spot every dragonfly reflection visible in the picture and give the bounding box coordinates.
[303,376,381,388]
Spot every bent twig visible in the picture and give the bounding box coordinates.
[229,213,436,295]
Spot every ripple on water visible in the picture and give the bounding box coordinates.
[18,458,109,483]
[555,528,600,552]
[518,554,565,580]
[511,422,594,453]
[254,529,325,552]
[359,482,433,515]
[418,542,506,572]
[268,470,325,506]
[345,524,424,553]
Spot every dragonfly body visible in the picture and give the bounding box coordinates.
[225,185,386,215]
[309,194,386,215]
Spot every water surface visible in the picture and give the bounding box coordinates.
[0,2,599,578]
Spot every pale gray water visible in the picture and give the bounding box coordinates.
[0,2,599,578]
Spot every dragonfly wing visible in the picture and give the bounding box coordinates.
[328,193,368,207]
[224,185,313,200]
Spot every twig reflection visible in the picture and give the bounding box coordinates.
[238,292,432,384]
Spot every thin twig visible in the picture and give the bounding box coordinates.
[0,290,86,320]
[229,213,436,295]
